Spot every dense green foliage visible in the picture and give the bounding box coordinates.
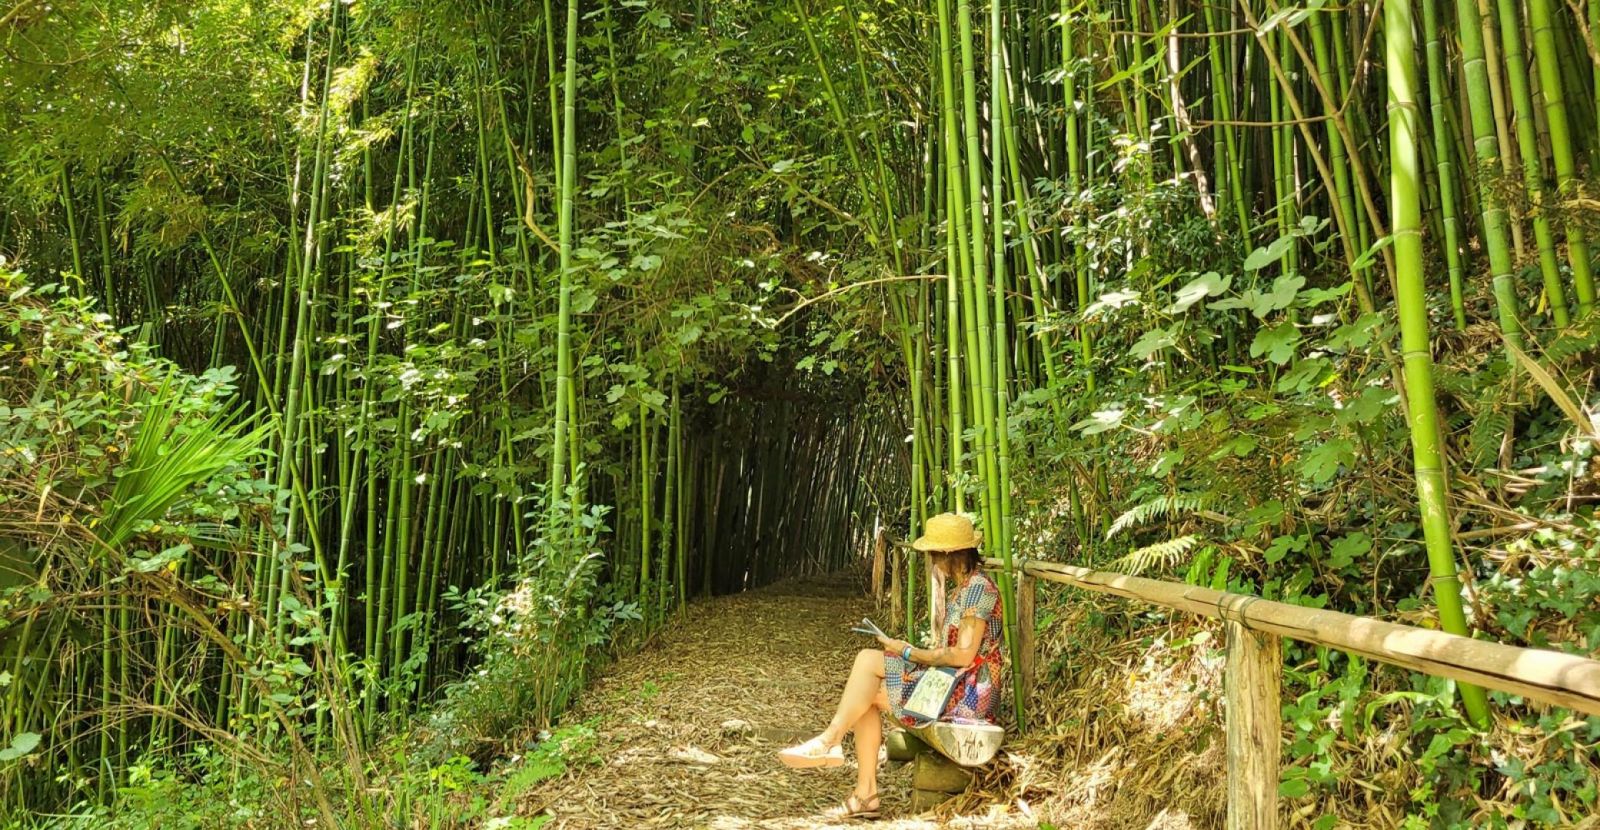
[3,0,1600,825]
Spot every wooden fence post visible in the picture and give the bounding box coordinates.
[1225,620,1280,830]
[1017,568,1036,698]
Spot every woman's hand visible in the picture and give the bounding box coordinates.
[877,634,910,656]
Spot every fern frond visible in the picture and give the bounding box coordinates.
[1109,535,1201,576]
[1107,493,1208,539]
[1467,409,1511,469]
[1545,325,1600,363]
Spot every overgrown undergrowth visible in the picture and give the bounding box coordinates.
[985,577,1600,828]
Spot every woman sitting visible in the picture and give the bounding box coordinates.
[777,512,1005,820]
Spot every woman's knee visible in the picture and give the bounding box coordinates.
[854,648,884,674]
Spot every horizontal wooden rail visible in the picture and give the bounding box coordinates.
[981,555,1600,830]
[989,557,1600,715]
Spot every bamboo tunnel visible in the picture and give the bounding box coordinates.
[683,395,906,597]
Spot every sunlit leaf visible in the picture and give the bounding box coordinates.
[1166,271,1231,313]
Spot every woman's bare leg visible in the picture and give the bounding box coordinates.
[818,649,886,746]
[850,707,883,800]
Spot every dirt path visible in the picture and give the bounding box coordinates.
[517,574,1034,829]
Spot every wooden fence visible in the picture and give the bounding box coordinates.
[986,556,1600,830]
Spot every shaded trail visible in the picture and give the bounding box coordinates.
[519,574,1032,828]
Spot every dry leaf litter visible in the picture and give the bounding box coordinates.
[503,568,1420,829]
[507,573,1040,829]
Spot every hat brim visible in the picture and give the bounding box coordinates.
[911,532,982,552]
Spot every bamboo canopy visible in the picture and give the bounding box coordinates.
[991,558,1600,717]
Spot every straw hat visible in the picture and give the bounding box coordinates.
[911,512,982,552]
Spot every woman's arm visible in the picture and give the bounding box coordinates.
[885,615,985,668]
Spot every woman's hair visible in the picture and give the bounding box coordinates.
[932,547,981,578]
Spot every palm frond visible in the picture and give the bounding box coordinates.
[99,374,269,551]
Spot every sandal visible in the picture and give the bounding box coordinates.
[824,792,881,820]
[777,736,845,769]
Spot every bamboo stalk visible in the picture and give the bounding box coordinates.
[1454,0,1527,346]
[1527,0,1598,314]
[1493,0,1572,325]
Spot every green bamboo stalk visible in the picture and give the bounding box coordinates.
[1268,30,1295,275]
[1592,0,1600,169]
[1062,1,1094,393]
[1126,0,1151,162]
[990,0,1024,729]
[1494,0,1572,325]
[639,382,653,612]
[658,385,674,618]
[59,170,84,296]
[1202,0,1250,236]
[1309,9,1372,296]
[1421,0,1470,329]
[269,0,339,641]
[936,0,968,513]
[996,62,1063,412]
[1453,0,1525,346]
[955,0,999,547]
[92,176,115,321]
[1388,0,1492,726]
[672,379,687,611]
[1527,0,1597,314]
[793,0,891,252]
[551,0,579,499]
[907,321,928,626]
[1480,0,1527,260]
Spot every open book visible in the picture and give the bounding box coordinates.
[850,617,886,638]
[852,616,956,722]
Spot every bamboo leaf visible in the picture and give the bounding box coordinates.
[1352,235,1394,271]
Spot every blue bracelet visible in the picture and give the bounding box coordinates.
[901,645,914,663]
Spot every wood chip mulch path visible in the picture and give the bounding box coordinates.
[515,573,1036,829]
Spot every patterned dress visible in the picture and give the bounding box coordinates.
[884,572,1005,726]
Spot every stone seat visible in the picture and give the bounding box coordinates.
[886,721,1006,812]
[908,720,1004,767]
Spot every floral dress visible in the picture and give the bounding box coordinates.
[884,572,1005,726]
